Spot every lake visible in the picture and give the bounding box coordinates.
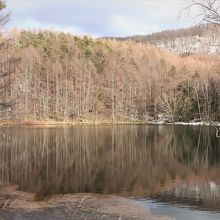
[0,125,220,219]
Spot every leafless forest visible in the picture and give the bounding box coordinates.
[0,30,219,123]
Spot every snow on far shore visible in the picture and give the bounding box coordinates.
[149,121,220,126]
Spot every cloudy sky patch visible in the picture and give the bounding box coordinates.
[5,0,196,37]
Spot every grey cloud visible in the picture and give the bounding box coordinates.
[6,0,195,37]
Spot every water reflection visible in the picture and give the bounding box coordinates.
[0,125,220,210]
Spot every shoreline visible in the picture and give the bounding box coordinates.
[0,119,219,127]
[0,186,172,220]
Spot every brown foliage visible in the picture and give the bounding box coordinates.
[0,30,219,122]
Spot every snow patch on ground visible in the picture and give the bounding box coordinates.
[148,121,220,126]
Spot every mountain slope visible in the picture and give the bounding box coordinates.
[114,24,220,55]
[0,30,219,123]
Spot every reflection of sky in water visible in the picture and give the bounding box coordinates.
[150,180,220,212]
[141,200,220,220]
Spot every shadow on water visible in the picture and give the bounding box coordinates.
[0,125,220,212]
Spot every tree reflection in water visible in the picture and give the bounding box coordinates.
[0,125,220,210]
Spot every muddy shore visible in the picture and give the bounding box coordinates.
[0,187,173,220]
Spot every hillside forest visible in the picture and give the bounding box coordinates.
[114,24,220,55]
[0,30,219,123]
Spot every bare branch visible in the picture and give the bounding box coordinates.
[0,0,9,28]
[183,0,220,24]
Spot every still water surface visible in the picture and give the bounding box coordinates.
[0,125,220,219]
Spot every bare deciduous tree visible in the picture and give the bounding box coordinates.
[0,1,18,114]
[185,0,220,24]
[0,1,9,28]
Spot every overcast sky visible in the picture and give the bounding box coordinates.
[5,0,197,37]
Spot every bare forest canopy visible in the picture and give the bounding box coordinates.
[107,24,220,55]
[0,30,219,123]
[112,24,218,42]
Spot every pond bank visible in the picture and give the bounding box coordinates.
[0,120,145,126]
[0,187,172,220]
[0,119,220,127]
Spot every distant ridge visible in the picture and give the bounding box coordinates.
[105,24,220,55]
